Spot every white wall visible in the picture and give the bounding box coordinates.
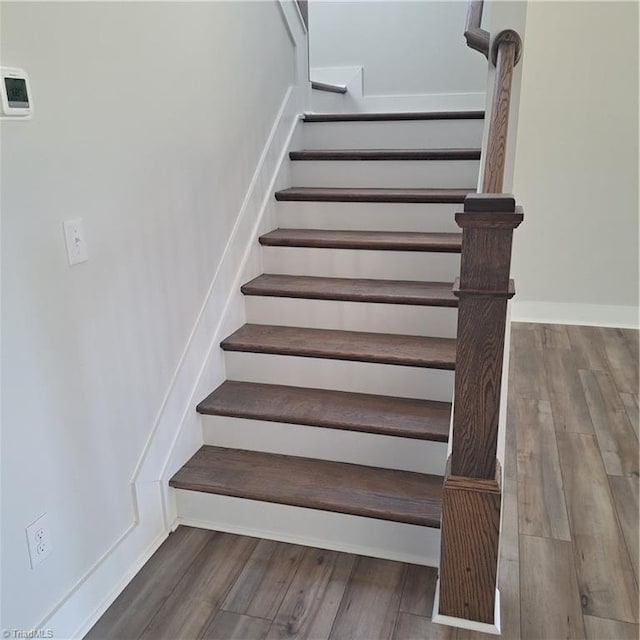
[510,1,639,327]
[309,0,487,109]
[1,1,298,634]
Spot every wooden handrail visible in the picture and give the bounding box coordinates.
[436,1,524,630]
[483,30,522,192]
[464,0,490,58]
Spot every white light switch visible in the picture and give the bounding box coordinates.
[63,218,88,265]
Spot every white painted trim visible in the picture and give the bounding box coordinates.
[36,482,166,639]
[174,490,441,567]
[311,89,486,115]
[279,0,307,37]
[69,529,168,640]
[277,0,311,101]
[201,415,448,475]
[177,517,436,567]
[309,65,485,112]
[361,91,486,112]
[510,300,639,329]
[432,579,501,635]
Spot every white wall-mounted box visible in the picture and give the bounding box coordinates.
[1,67,33,118]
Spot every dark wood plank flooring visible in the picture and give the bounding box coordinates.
[87,324,639,640]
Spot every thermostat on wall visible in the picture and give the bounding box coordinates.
[1,67,32,118]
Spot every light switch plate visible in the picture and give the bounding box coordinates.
[63,218,88,265]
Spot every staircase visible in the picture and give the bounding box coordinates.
[170,110,485,565]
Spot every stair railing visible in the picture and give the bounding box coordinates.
[464,0,490,58]
[436,2,524,629]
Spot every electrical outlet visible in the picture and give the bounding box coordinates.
[62,218,88,265]
[26,513,52,568]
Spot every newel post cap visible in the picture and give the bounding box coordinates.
[456,194,523,229]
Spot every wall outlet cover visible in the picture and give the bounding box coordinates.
[26,513,53,568]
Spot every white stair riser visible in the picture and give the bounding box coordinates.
[174,490,441,566]
[225,352,455,402]
[301,119,484,150]
[245,297,458,338]
[202,415,448,475]
[291,159,479,189]
[276,201,461,233]
[262,247,461,282]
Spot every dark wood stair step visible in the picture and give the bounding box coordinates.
[221,324,456,369]
[289,148,481,161]
[169,445,443,527]
[275,187,473,203]
[311,81,347,94]
[197,380,451,442]
[303,111,484,122]
[241,274,458,307]
[259,229,462,253]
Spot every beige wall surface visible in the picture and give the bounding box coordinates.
[510,1,639,326]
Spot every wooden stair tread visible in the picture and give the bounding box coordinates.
[221,324,456,369]
[169,445,444,527]
[197,380,451,441]
[241,274,458,307]
[303,111,484,122]
[275,187,473,203]
[290,148,481,161]
[259,228,462,252]
[311,81,348,94]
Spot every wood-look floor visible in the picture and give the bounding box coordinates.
[86,323,639,640]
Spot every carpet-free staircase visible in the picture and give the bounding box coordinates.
[170,110,484,564]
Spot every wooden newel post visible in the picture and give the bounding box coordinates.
[438,193,523,626]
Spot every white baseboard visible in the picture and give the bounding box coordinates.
[510,300,639,329]
[432,579,501,635]
[38,482,166,639]
[175,490,441,567]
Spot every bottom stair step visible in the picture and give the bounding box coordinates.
[170,446,443,528]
